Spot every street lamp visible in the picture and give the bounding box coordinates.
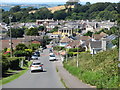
[9,15,13,57]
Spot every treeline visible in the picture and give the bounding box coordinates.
[2,2,120,24]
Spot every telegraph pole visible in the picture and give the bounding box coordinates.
[9,15,13,57]
[77,29,79,67]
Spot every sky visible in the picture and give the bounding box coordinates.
[1,0,120,3]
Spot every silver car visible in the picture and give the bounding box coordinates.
[30,61,43,72]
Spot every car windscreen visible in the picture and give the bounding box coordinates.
[35,52,40,54]
[50,55,55,57]
[32,55,38,57]
[32,63,41,65]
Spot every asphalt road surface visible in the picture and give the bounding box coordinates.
[3,49,64,88]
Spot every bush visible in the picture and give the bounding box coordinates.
[1,55,9,73]
[53,46,65,51]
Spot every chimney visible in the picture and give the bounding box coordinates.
[101,38,107,51]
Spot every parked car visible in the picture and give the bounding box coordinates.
[31,55,38,60]
[49,54,56,61]
[34,51,40,57]
[30,61,43,72]
[49,52,54,55]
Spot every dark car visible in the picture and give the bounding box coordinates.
[34,51,40,57]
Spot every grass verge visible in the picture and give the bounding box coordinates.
[63,48,119,88]
[0,61,32,85]
[0,69,28,85]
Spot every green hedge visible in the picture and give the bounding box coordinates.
[1,55,26,73]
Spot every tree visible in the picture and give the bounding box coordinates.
[7,28,24,38]
[10,5,21,12]
[105,4,115,11]
[38,26,45,31]
[53,10,67,20]
[112,37,119,47]
[25,28,39,36]
[83,31,93,37]
[16,44,28,50]
[86,2,91,6]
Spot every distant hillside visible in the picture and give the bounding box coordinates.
[48,5,75,13]
[29,5,75,14]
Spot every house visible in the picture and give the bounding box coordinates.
[31,41,41,44]
[59,36,72,47]
[75,35,92,51]
[58,26,73,37]
[89,41,102,54]
[66,40,80,48]
[92,32,108,41]
[46,22,58,31]
[2,39,23,50]
[36,19,54,25]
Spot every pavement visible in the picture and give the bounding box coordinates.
[54,51,97,89]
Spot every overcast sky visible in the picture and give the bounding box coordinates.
[1,0,119,3]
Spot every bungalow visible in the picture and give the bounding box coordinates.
[92,32,108,41]
[66,40,80,48]
[59,36,72,47]
[89,37,108,54]
[89,41,102,54]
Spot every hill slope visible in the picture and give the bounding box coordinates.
[64,48,119,88]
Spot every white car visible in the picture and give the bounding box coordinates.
[49,52,54,55]
[49,54,56,61]
[31,55,38,60]
[30,61,43,72]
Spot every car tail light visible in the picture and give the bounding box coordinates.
[39,65,43,67]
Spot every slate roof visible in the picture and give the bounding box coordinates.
[90,41,102,48]
[76,36,91,41]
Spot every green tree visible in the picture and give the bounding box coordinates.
[7,28,24,38]
[25,28,39,36]
[105,4,115,11]
[38,26,45,31]
[10,5,21,12]
[53,10,67,20]
[112,37,119,47]
[16,43,28,50]
[83,31,93,37]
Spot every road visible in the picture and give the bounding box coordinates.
[2,49,64,88]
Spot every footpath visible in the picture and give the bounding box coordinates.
[54,51,96,89]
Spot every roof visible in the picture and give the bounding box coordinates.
[32,41,40,44]
[100,32,108,37]
[2,39,23,49]
[59,26,72,30]
[106,34,117,41]
[67,40,80,48]
[76,36,91,41]
[60,37,72,43]
[92,34,102,40]
[90,41,102,48]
